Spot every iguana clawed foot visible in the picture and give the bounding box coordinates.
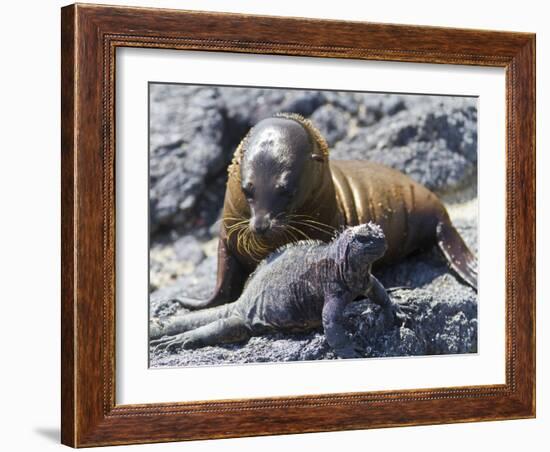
[333,344,364,359]
[383,301,416,329]
[149,318,165,340]
[151,333,195,353]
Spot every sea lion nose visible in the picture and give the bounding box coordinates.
[251,215,271,235]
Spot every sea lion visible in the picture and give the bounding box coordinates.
[151,223,406,358]
[174,112,477,310]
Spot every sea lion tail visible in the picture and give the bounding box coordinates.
[436,219,478,291]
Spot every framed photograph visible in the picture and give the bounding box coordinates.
[61,3,536,447]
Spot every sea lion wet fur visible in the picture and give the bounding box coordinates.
[173,113,477,310]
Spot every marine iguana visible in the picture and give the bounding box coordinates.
[150,223,406,358]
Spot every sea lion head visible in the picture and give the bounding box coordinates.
[239,114,328,237]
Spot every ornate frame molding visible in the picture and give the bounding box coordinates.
[61,4,535,447]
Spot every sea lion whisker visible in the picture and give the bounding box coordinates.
[224,218,249,228]
[226,225,236,242]
[225,223,246,234]
[223,215,248,222]
[269,225,292,245]
[247,229,266,259]
[247,234,259,260]
[226,221,248,242]
[245,230,256,257]
[236,228,243,254]
[228,226,244,244]
[250,238,268,261]
[289,220,335,236]
[282,227,300,244]
[238,228,251,257]
[255,235,272,254]
[285,224,312,242]
[222,216,247,223]
[273,212,287,222]
[226,222,247,231]
[291,218,335,231]
[295,220,337,234]
[288,214,337,230]
[223,215,246,220]
[287,216,336,231]
[226,222,250,241]
[227,225,246,238]
[301,220,336,231]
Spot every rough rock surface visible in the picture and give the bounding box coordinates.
[148,85,478,367]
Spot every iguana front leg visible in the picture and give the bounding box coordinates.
[367,275,408,329]
[322,288,361,358]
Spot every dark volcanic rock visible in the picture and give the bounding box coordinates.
[150,255,217,318]
[310,105,349,147]
[280,91,325,117]
[356,93,407,126]
[332,100,477,192]
[149,88,229,233]
[220,87,286,132]
[220,88,325,131]
[173,235,205,265]
[148,84,479,367]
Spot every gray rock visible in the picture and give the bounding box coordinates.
[220,87,287,130]
[367,141,473,193]
[173,235,205,265]
[149,84,196,151]
[332,99,477,192]
[356,93,407,125]
[310,105,349,147]
[280,91,325,117]
[149,332,336,367]
[220,88,325,131]
[150,255,217,317]
[323,92,361,115]
[149,89,229,232]
[148,85,479,367]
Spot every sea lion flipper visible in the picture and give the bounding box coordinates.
[169,295,220,310]
[436,220,478,291]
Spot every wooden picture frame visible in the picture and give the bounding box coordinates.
[61,3,536,447]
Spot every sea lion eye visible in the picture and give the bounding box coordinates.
[275,184,291,198]
[242,183,254,199]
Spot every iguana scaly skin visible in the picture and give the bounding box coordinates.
[150,223,405,358]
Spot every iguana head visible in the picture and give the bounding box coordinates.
[334,223,387,290]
